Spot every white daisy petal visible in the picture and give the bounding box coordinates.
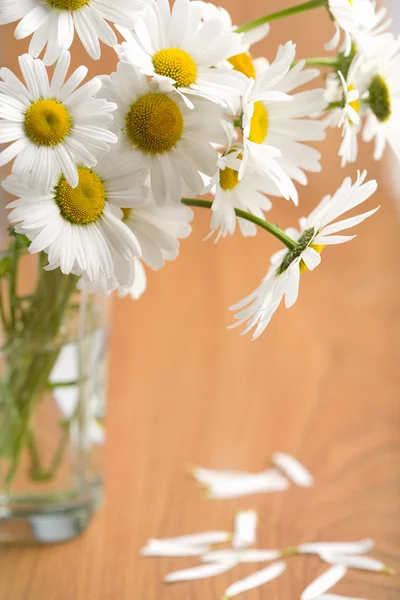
[272,452,314,488]
[223,562,286,599]
[233,511,257,550]
[203,549,281,564]
[140,541,210,557]
[299,539,375,556]
[301,566,348,600]
[319,553,395,575]
[165,559,238,583]
[146,531,231,548]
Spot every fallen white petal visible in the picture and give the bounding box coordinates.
[165,559,238,583]
[147,531,231,547]
[141,541,210,557]
[192,466,254,486]
[223,561,286,599]
[301,565,348,600]
[206,471,289,499]
[202,549,281,564]
[320,553,395,575]
[299,539,375,555]
[233,510,258,549]
[272,452,314,488]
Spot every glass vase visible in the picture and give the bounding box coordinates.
[0,239,109,544]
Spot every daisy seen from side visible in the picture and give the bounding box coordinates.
[231,171,379,339]
[240,42,326,205]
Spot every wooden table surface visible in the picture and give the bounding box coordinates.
[1,1,400,598]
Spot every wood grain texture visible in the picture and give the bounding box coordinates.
[0,1,400,598]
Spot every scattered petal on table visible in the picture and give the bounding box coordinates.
[233,510,257,549]
[202,549,281,564]
[222,561,286,599]
[272,452,314,487]
[141,541,210,557]
[206,471,289,499]
[192,466,254,486]
[147,531,231,546]
[299,539,375,556]
[319,553,396,575]
[301,565,348,600]
[165,559,238,583]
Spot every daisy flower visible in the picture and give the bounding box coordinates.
[326,0,391,56]
[240,42,326,205]
[116,0,247,109]
[99,60,226,206]
[231,172,379,339]
[0,0,148,65]
[80,190,193,299]
[0,51,117,193]
[336,70,361,166]
[205,128,276,240]
[354,36,400,161]
[3,150,146,283]
[327,36,400,163]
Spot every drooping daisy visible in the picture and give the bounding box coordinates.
[205,128,276,240]
[0,0,148,65]
[115,0,247,109]
[336,70,362,166]
[0,51,117,193]
[3,150,146,282]
[354,36,400,161]
[79,191,193,299]
[240,42,326,205]
[326,0,392,56]
[231,171,379,339]
[327,36,400,163]
[98,60,226,206]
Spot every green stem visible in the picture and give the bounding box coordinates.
[181,199,297,250]
[236,0,326,33]
[8,239,19,329]
[0,283,9,332]
[4,264,78,488]
[295,57,339,68]
[326,101,344,110]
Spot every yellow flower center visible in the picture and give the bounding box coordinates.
[368,74,391,123]
[228,53,256,79]
[125,93,184,154]
[348,0,353,6]
[220,166,240,191]
[348,84,360,114]
[55,167,105,225]
[299,245,325,274]
[45,0,89,8]
[24,99,71,146]
[122,208,132,221]
[249,101,268,144]
[152,48,198,87]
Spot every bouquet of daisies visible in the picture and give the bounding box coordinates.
[0,0,396,484]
